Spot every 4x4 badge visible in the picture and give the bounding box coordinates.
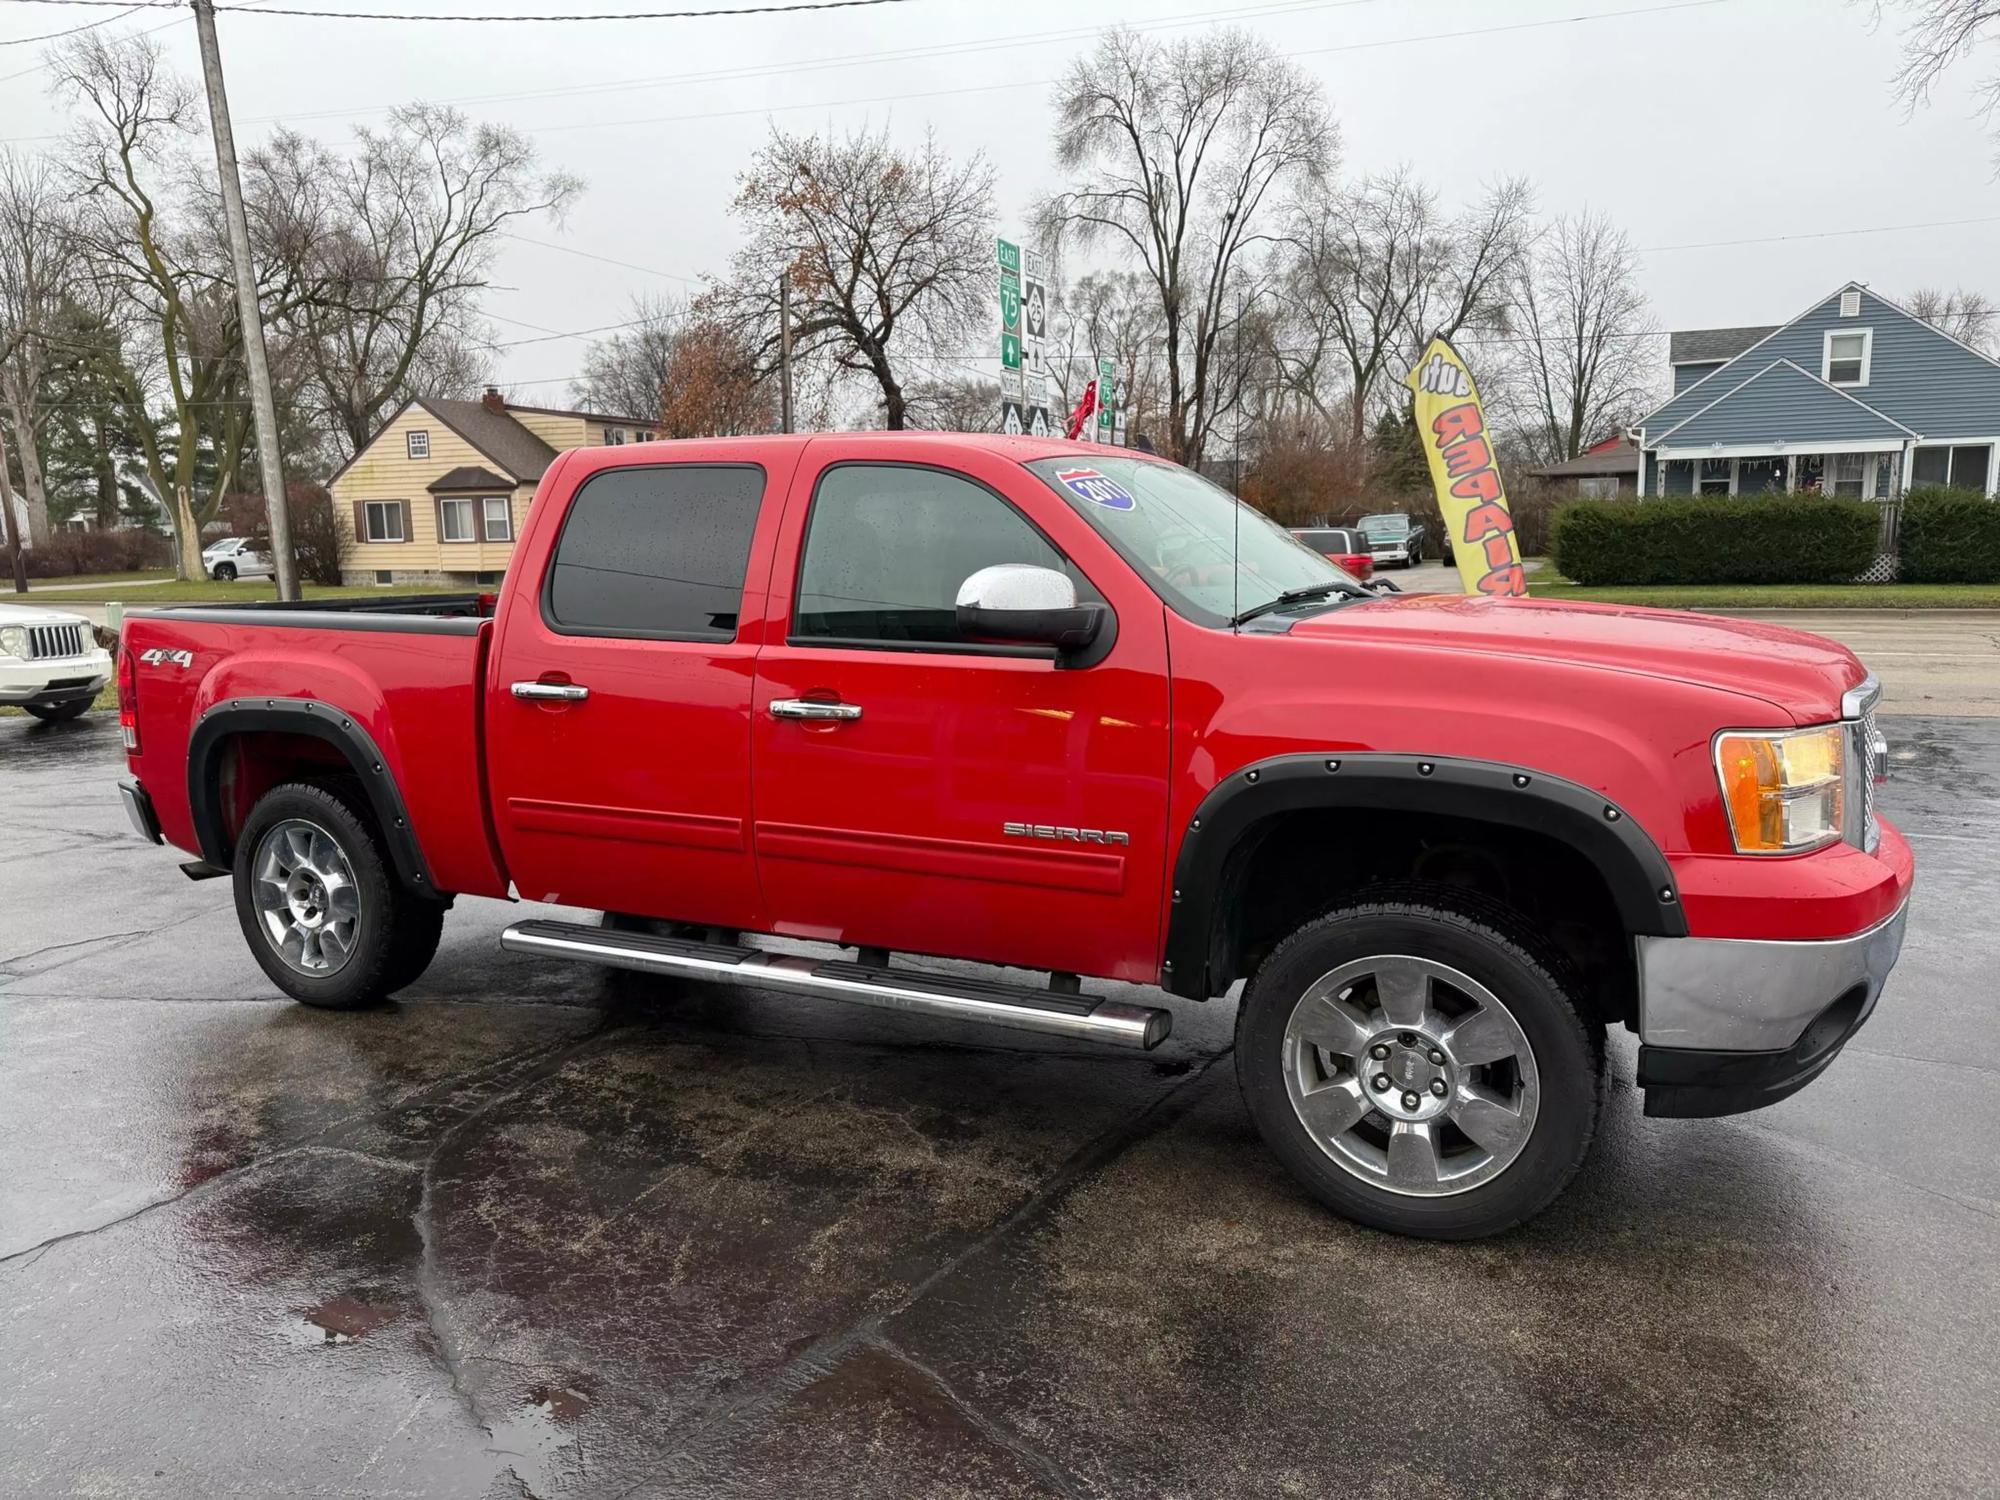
[139,648,194,669]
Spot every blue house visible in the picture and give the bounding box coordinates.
[1635,283,2000,499]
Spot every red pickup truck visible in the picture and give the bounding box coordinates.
[116,433,1912,1239]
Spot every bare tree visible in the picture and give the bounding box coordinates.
[1038,26,1333,466]
[1045,268,1167,441]
[1905,284,1997,352]
[1507,210,1659,463]
[903,371,1001,432]
[52,30,245,580]
[572,293,687,418]
[252,107,579,458]
[720,123,993,430]
[1270,169,1533,449]
[0,150,85,548]
[1877,1,2000,141]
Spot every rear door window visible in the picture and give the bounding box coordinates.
[545,464,764,640]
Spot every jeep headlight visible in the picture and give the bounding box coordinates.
[0,625,25,659]
[1715,724,1846,854]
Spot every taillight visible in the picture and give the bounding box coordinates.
[118,645,138,753]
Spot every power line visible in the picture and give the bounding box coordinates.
[0,1,143,44]
[242,0,1397,125]
[1637,213,2000,254]
[499,232,700,285]
[0,0,923,16]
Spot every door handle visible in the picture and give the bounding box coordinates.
[770,697,862,722]
[511,681,590,703]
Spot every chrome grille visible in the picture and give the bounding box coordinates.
[1842,676,1885,855]
[27,623,88,660]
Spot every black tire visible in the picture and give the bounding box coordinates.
[22,698,92,722]
[231,780,434,1009]
[1235,887,1601,1240]
[214,562,237,582]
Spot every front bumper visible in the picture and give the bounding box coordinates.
[1634,897,1909,1117]
[0,648,112,706]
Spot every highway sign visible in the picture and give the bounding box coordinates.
[1022,277,1047,340]
[999,271,1021,335]
[1001,332,1021,369]
[997,238,1020,273]
[1026,405,1051,438]
[1000,365,1023,401]
[1001,400,1025,435]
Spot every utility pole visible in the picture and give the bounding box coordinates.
[778,270,794,435]
[192,0,298,601]
[0,422,26,593]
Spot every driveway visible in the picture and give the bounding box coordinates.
[2,701,1996,1497]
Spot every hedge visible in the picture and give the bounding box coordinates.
[1897,486,2000,583]
[1550,496,1881,586]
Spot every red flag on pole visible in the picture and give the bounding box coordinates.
[1064,379,1098,441]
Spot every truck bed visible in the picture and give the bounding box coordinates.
[121,596,507,899]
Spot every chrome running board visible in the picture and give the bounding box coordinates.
[500,919,1171,1051]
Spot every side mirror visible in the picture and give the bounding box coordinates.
[955,564,1106,653]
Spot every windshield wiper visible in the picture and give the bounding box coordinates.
[1230,580,1367,627]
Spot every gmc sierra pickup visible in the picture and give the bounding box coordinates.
[115,433,1912,1239]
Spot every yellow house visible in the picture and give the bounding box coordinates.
[330,390,657,586]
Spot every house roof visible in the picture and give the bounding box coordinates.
[427,464,516,493]
[1528,441,1639,479]
[1653,359,1920,448]
[416,397,561,483]
[1669,325,1780,364]
[499,400,656,426]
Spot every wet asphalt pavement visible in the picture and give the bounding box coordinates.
[2,707,1997,1499]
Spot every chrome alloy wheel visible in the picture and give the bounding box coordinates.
[1281,955,1540,1197]
[252,818,362,975]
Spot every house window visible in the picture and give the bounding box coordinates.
[1829,453,1884,497]
[1577,476,1621,499]
[374,570,394,586]
[363,500,405,542]
[1698,458,1733,495]
[1911,444,1993,491]
[1823,329,1872,386]
[439,496,477,542]
[406,430,430,460]
[604,428,625,445]
[482,496,513,542]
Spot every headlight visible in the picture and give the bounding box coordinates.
[0,625,25,659]
[1715,724,1847,854]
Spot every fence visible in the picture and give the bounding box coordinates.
[1858,495,1903,584]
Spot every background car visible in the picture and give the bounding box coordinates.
[1356,511,1426,568]
[0,603,112,722]
[1288,526,1375,581]
[201,536,274,582]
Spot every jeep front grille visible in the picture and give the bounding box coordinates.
[27,623,89,660]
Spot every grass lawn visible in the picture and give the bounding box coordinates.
[13,576,387,605]
[16,568,175,588]
[1533,576,2000,609]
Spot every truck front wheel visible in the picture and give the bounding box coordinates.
[231,781,440,1009]
[1236,891,1601,1239]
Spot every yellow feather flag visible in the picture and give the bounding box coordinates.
[1404,337,1528,598]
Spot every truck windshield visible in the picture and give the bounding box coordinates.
[1357,514,1409,535]
[1026,455,1363,626]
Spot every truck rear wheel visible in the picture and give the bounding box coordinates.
[1235,890,1600,1240]
[231,781,439,1009]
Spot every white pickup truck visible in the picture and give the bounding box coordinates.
[0,602,111,722]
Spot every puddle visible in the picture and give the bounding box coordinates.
[301,1294,402,1343]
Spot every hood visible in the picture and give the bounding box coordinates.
[1290,592,1862,722]
[0,602,90,629]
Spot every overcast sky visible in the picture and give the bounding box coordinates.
[1,0,1994,401]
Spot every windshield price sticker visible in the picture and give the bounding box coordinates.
[1054,467,1134,511]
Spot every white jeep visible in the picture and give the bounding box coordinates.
[0,603,112,722]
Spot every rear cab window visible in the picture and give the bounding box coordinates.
[543,464,765,640]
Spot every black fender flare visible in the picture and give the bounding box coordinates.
[187,697,437,894]
[1161,752,1688,999]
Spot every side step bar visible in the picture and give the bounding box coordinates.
[500,919,1171,1050]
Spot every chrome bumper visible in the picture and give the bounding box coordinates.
[1635,898,1909,1052]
